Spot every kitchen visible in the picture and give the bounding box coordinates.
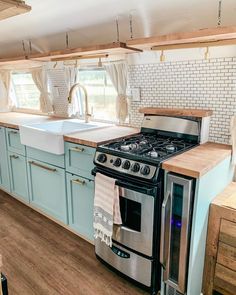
[0,1,236,295]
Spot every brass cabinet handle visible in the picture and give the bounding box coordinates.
[28,161,57,172]
[10,155,19,159]
[71,178,86,185]
[9,130,18,134]
[70,147,85,153]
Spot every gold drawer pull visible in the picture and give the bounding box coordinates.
[10,155,19,159]
[29,161,57,172]
[71,178,86,185]
[9,130,18,134]
[70,147,85,153]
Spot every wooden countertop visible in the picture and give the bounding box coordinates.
[0,112,139,148]
[64,126,140,147]
[139,107,213,117]
[0,112,59,129]
[162,142,232,178]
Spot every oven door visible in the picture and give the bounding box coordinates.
[113,179,155,257]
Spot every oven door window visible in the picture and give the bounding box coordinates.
[119,196,141,232]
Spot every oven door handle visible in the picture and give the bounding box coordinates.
[160,190,172,276]
[92,168,155,195]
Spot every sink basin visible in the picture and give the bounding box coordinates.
[19,119,110,155]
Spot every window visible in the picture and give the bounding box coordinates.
[11,72,40,111]
[78,68,117,122]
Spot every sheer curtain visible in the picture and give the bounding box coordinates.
[0,70,12,111]
[64,65,81,117]
[31,67,53,113]
[104,61,128,124]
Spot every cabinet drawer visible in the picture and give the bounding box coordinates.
[8,152,29,202]
[214,263,236,295]
[27,158,68,224]
[65,142,95,180]
[26,147,65,168]
[66,173,94,241]
[219,219,236,248]
[6,128,26,156]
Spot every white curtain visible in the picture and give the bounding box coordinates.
[104,61,128,123]
[65,65,81,117]
[31,68,53,113]
[0,70,12,111]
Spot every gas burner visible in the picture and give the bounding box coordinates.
[165,144,176,152]
[149,150,159,158]
[120,145,130,151]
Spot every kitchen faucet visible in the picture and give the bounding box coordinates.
[68,83,91,123]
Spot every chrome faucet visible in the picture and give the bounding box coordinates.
[68,83,91,123]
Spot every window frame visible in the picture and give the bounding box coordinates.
[78,67,118,123]
[11,71,44,115]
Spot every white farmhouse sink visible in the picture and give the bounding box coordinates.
[19,119,110,155]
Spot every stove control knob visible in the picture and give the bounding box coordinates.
[113,158,122,167]
[131,163,140,173]
[141,165,151,176]
[97,153,107,163]
[122,160,131,170]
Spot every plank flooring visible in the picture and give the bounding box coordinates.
[0,190,147,295]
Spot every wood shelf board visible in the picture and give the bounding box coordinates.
[29,42,142,61]
[0,42,142,64]
[127,26,236,50]
[139,107,213,118]
[0,0,31,20]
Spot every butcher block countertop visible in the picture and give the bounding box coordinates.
[64,126,139,147]
[0,112,139,147]
[162,142,232,178]
[0,112,59,129]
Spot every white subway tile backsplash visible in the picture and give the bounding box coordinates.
[128,57,236,144]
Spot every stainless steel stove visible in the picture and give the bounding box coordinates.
[93,115,202,295]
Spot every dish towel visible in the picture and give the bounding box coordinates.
[94,173,122,247]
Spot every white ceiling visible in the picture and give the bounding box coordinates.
[1,0,236,57]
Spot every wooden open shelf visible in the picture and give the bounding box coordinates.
[0,0,31,20]
[127,26,236,51]
[139,107,213,118]
[0,42,142,65]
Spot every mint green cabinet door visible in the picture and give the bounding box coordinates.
[27,158,68,224]
[0,127,10,191]
[66,173,94,241]
[8,152,29,202]
[65,142,95,180]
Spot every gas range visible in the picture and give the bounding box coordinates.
[94,128,198,182]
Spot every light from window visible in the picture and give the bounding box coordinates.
[79,68,117,121]
[11,73,40,110]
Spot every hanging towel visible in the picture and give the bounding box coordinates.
[230,115,236,164]
[94,173,122,247]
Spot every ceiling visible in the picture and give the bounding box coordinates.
[0,0,236,58]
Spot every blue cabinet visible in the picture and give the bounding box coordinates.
[8,152,29,202]
[27,158,68,224]
[66,173,94,241]
[0,127,10,191]
[65,142,95,180]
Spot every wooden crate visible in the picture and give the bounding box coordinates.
[202,183,236,295]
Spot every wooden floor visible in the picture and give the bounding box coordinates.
[0,190,147,295]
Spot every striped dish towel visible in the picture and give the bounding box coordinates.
[94,173,122,247]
